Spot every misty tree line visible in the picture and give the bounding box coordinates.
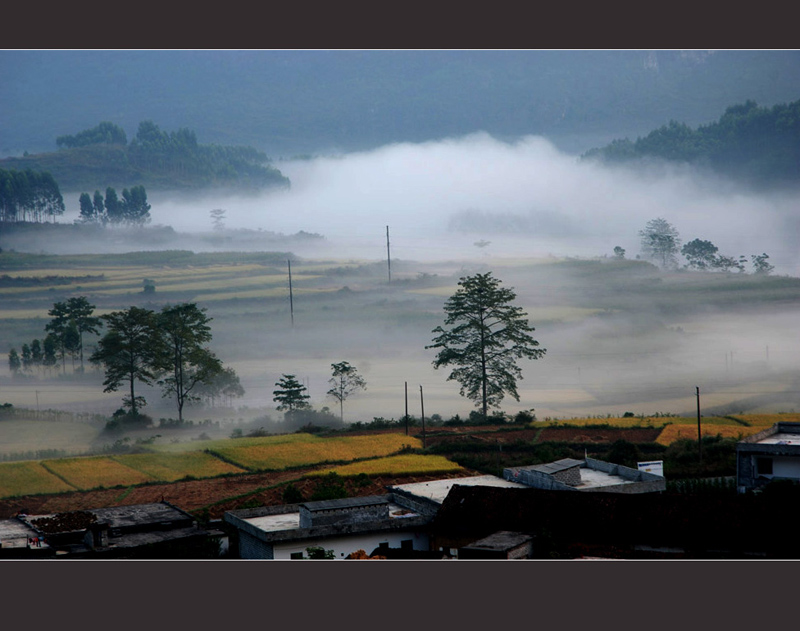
[77,186,151,226]
[0,168,65,223]
[57,120,289,190]
[584,99,800,185]
[616,217,776,275]
[7,297,245,421]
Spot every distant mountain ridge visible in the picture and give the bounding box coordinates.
[2,50,799,158]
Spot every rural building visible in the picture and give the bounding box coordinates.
[225,494,436,559]
[458,530,534,559]
[503,457,666,494]
[1,501,223,558]
[736,422,800,492]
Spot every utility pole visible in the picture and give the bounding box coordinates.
[419,385,426,449]
[386,225,391,284]
[404,381,409,436]
[696,386,702,464]
[287,259,294,328]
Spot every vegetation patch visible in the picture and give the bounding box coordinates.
[312,454,464,477]
[112,452,246,482]
[0,460,77,497]
[655,424,759,446]
[41,456,155,490]
[207,433,422,471]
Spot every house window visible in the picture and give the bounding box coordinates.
[757,457,773,476]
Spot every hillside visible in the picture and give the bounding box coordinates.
[582,99,800,188]
[0,121,290,193]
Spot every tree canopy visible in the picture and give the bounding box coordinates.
[90,306,160,416]
[427,272,546,420]
[326,361,366,422]
[639,218,681,269]
[273,374,311,414]
[155,303,223,422]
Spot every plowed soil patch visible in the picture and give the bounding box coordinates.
[0,467,478,521]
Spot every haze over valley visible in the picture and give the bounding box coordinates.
[2,50,799,453]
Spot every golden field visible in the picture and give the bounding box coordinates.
[312,454,465,477]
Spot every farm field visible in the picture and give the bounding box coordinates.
[2,248,800,451]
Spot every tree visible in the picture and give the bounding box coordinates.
[44,301,71,373]
[120,185,151,226]
[92,190,106,224]
[612,246,626,260]
[78,192,95,223]
[196,366,244,407]
[751,253,775,275]
[104,187,123,224]
[427,272,546,421]
[273,374,311,414]
[65,296,103,371]
[681,238,719,270]
[326,361,366,422]
[8,348,21,375]
[155,303,223,422]
[21,343,32,373]
[639,218,681,269]
[210,208,226,231]
[90,307,160,416]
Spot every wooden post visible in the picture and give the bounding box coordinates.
[404,381,409,436]
[696,386,702,464]
[419,385,426,449]
[386,225,391,284]
[288,259,294,328]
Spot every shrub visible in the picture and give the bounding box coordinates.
[310,472,348,501]
[282,483,305,504]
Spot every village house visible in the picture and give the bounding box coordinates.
[736,421,800,492]
[0,501,223,559]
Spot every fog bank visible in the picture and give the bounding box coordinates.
[139,133,800,275]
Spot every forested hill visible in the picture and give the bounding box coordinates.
[0,120,290,193]
[3,50,800,158]
[581,99,800,188]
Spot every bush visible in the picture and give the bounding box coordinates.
[282,483,305,504]
[513,410,536,425]
[310,472,348,501]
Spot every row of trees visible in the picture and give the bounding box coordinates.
[78,186,151,226]
[7,298,240,422]
[0,168,65,223]
[9,297,102,377]
[630,217,775,274]
[50,120,290,191]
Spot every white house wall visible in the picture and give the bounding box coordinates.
[272,530,429,559]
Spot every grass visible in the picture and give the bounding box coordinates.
[655,424,760,446]
[41,456,155,490]
[311,454,465,477]
[0,460,77,497]
[204,433,421,471]
[112,452,247,482]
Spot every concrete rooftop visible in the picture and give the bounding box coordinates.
[389,475,528,504]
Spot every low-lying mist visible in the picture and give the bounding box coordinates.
[126,132,800,276]
[27,132,800,425]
